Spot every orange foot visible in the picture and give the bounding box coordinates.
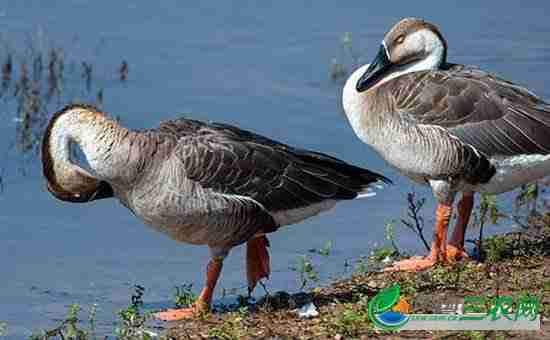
[154,301,208,321]
[446,245,469,263]
[384,256,438,272]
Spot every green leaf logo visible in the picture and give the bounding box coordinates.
[368,284,409,330]
[371,284,401,313]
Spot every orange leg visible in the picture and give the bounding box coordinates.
[246,235,271,294]
[385,203,452,272]
[447,193,473,262]
[155,257,223,321]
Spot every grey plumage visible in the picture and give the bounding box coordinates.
[367,63,550,185]
[344,22,550,190]
[343,17,550,271]
[389,64,550,158]
[42,105,390,253]
[42,104,391,316]
[142,118,388,248]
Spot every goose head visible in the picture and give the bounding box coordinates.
[41,105,114,203]
[356,17,447,92]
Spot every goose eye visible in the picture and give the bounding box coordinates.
[395,35,405,44]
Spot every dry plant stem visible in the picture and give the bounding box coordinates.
[402,193,431,251]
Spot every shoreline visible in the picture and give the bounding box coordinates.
[166,222,549,339]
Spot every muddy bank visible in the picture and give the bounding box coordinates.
[165,221,550,340]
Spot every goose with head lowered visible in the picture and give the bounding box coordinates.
[42,104,390,320]
[342,17,550,271]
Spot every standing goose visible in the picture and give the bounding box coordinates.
[42,104,390,320]
[343,17,550,271]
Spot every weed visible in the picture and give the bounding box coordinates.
[399,279,418,296]
[331,303,370,337]
[515,183,538,211]
[367,222,403,267]
[485,236,508,263]
[81,62,93,92]
[237,305,249,318]
[1,53,12,91]
[0,322,6,336]
[28,303,92,340]
[479,193,502,226]
[368,246,395,263]
[354,256,368,275]
[207,314,244,340]
[174,283,196,308]
[463,330,486,340]
[341,32,360,66]
[291,255,319,291]
[541,300,550,319]
[514,182,545,228]
[115,285,154,340]
[385,222,401,255]
[330,32,362,82]
[329,58,347,82]
[320,240,333,256]
[0,31,129,189]
[119,60,129,82]
[473,193,502,262]
[88,304,97,339]
[401,192,430,251]
[63,304,88,339]
[429,265,454,287]
[208,327,239,340]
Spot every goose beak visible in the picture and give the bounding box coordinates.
[88,180,114,201]
[356,44,392,92]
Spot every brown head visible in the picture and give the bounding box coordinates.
[356,18,448,92]
[41,104,114,203]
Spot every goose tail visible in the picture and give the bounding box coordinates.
[293,150,392,200]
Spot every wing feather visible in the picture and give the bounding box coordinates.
[387,64,550,156]
[161,119,388,213]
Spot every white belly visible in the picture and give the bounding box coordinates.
[474,154,550,194]
[271,200,337,226]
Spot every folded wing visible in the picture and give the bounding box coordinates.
[389,64,550,157]
[159,119,389,214]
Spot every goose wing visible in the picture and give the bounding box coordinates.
[388,64,550,156]
[159,119,389,214]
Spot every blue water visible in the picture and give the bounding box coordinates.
[1,1,550,338]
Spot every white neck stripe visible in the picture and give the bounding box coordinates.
[381,40,390,58]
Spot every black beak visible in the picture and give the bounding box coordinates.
[88,181,114,201]
[48,180,114,203]
[356,44,392,92]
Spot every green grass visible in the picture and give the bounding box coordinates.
[291,255,320,291]
[0,322,6,336]
[330,303,372,337]
[173,283,196,308]
[115,285,155,340]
